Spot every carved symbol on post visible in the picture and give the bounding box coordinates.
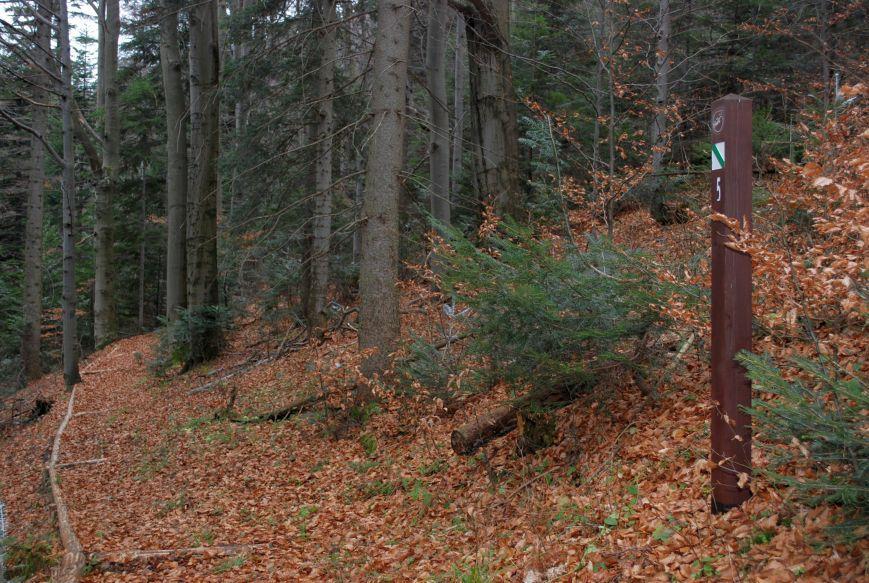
[712,109,725,133]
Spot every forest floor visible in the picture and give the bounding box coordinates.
[2,212,866,582]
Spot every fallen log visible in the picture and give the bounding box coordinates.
[450,385,577,455]
[91,543,266,564]
[48,386,86,583]
[227,391,325,423]
[451,403,517,455]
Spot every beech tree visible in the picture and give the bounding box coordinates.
[160,0,188,321]
[186,0,221,363]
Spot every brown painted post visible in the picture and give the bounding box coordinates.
[710,94,753,513]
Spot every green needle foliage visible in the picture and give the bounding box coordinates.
[149,306,233,374]
[739,352,868,539]
[431,222,677,400]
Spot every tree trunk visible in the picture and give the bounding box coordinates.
[450,12,466,203]
[358,0,411,379]
[139,163,147,331]
[817,0,831,112]
[161,0,189,321]
[187,0,222,362]
[591,57,603,200]
[94,0,120,346]
[307,0,338,336]
[646,0,671,218]
[230,0,249,219]
[605,1,616,238]
[427,0,450,229]
[21,0,52,381]
[58,0,81,389]
[465,0,521,218]
[649,0,670,176]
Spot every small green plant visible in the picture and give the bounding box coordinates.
[652,525,674,542]
[213,554,246,574]
[135,444,170,481]
[739,352,867,539]
[296,505,318,540]
[428,223,681,409]
[191,528,215,546]
[360,480,397,499]
[349,459,379,474]
[450,557,491,583]
[691,556,719,579]
[157,490,188,516]
[359,433,377,457]
[298,505,318,520]
[149,306,232,374]
[2,535,56,581]
[419,459,445,476]
[349,402,382,426]
[403,478,433,508]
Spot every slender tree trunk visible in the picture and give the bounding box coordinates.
[465,0,521,218]
[644,0,671,221]
[307,0,338,336]
[94,0,119,346]
[187,0,222,362]
[230,0,249,219]
[21,0,53,380]
[58,0,80,388]
[139,163,147,331]
[648,0,670,178]
[96,0,105,110]
[427,0,450,229]
[605,1,616,237]
[161,0,188,320]
[818,0,831,112]
[359,0,411,379]
[591,57,602,200]
[450,12,466,202]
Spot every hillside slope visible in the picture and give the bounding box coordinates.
[2,244,864,581]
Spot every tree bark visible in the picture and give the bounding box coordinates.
[161,0,188,321]
[450,385,574,455]
[427,0,450,229]
[187,0,222,361]
[649,0,670,176]
[21,0,52,380]
[307,0,338,336]
[450,12,466,203]
[464,0,521,218]
[358,0,411,379]
[58,0,81,388]
[646,0,671,218]
[138,163,147,330]
[229,0,249,219]
[94,0,120,346]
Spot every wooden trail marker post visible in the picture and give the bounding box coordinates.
[710,94,753,513]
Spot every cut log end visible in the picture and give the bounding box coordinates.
[450,404,517,455]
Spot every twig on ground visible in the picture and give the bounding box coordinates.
[56,457,107,469]
[91,543,267,564]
